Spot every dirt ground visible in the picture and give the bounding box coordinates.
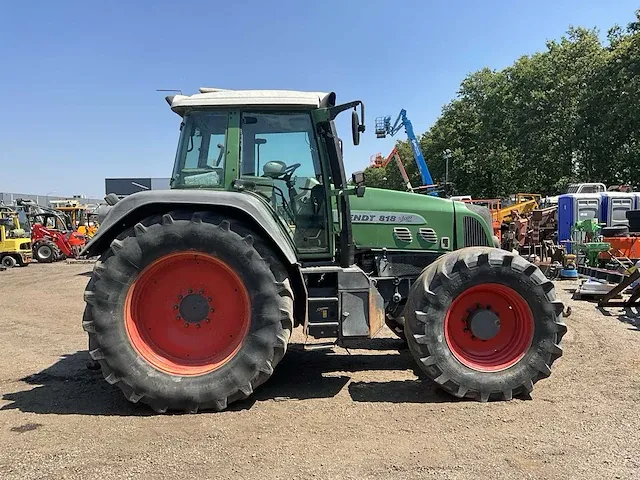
[0,262,638,480]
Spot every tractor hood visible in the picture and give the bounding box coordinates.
[340,187,493,251]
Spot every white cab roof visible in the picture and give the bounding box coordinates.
[168,88,331,114]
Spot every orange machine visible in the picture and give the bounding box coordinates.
[599,236,640,262]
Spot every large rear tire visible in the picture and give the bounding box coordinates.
[405,247,566,402]
[82,210,294,413]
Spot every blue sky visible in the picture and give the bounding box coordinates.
[0,1,637,198]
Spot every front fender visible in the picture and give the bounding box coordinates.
[82,190,298,265]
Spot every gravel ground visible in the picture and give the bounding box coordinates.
[0,262,638,480]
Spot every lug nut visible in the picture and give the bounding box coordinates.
[178,295,183,300]
[176,315,181,320]
[199,289,204,294]
[209,307,215,313]
[207,297,212,302]
[184,323,189,328]
[188,289,193,294]
[196,324,201,328]
[173,305,178,310]
[205,318,210,323]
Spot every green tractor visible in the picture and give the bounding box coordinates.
[82,88,566,412]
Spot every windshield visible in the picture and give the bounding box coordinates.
[172,111,228,189]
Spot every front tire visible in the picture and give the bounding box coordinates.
[405,247,566,402]
[83,210,294,413]
[1,255,17,268]
[34,241,58,263]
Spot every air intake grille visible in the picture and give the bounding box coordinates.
[393,227,413,243]
[464,216,491,247]
[418,228,438,243]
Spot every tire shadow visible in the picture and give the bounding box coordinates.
[1,352,149,417]
[348,380,455,404]
[2,339,459,416]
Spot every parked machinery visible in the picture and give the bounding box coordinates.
[49,198,99,237]
[0,205,32,268]
[80,87,566,413]
[370,148,414,192]
[374,109,440,196]
[17,199,87,263]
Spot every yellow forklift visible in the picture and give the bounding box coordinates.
[0,206,32,268]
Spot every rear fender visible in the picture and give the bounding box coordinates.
[83,190,307,325]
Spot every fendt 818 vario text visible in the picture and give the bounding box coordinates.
[81,88,566,412]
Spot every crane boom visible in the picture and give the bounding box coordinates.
[386,148,413,192]
[375,109,437,195]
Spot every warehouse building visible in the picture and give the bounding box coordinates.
[105,177,171,196]
[0,192,103,207]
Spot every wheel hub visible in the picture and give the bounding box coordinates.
[125,252,250,375]
[445,283,535,372]
[468,308,501,340]
[179,293,211,324]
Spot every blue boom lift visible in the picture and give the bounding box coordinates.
[375,109,438,196]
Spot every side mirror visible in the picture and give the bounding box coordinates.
[328,100,366,145]
[352,171,366,197]
[351,108,366,146]
[352,111,360,145]
[352,171,365,185]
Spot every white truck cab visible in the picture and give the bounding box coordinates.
[542,183,607,207]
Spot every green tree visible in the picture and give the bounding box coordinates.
[365,10,640,197]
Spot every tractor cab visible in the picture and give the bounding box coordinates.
[167,89,365,262]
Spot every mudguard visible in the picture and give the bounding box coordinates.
[82,190,298,265]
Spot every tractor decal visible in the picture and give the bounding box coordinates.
[332,210,427,225]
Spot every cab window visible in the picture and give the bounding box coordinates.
[172,112,228,188]
[240,112,328,253]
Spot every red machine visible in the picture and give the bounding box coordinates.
[370,148,417,192]
[16,200,87,263]
[31,223,86,263]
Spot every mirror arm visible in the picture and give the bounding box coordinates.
[331,187,365,197]
[328,101,364,124]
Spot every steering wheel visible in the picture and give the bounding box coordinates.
[283,163,301,176]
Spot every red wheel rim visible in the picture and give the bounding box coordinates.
[444,283,534,372]
[125,252,250,376]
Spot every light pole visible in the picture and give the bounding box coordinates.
[443,149,452,196]
[45,190,56,207]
